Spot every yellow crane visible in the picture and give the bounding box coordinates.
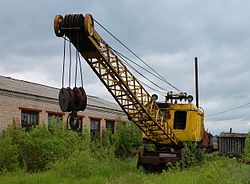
[54,13,208,170]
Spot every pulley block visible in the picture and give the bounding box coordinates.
[58,87,87,112]
[73,87,87,111]
[79,87,87,111]
[67,112,81,131]
[58,87,70,112]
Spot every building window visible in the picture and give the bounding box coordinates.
[90,119,100,139]
[48,113,63,125]
[21,110,39,128]
[106,120,115,133]
[174,111,187,130]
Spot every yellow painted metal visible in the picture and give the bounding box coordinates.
[143,103,205,143]
[54,13,205,145]
[78,14,178,145]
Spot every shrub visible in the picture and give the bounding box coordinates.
[181,141,205,167]
[0,120,85,172]
[19,123,81,172]
[114,121,142,157]
[0,123,24,172]
[0,136,19,172]
[244,131,250,159]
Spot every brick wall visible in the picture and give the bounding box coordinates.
[0,89,126,134]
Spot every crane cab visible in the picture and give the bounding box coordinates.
[155,91,205,145]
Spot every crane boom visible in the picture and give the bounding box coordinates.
[54,14,178,145]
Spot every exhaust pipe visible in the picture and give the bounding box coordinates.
[195,57,199,108]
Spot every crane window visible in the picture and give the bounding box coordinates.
[174,111,187,130]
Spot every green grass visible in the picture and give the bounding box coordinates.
[0,156,249,184]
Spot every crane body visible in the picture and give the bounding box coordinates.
[54,13,208,170]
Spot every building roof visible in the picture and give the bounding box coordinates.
[219,132,248,138]
[0,75,122,112]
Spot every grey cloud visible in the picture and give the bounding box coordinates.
[0,0,250,134]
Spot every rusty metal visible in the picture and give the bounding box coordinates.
[66,87,75,112]
[54,15,64,37]
[79,87,87,111]
[137,147,180,171]
[73,87,87,111]
[67,112,82,131]
[59,87,87,112]
[58,87,70,112]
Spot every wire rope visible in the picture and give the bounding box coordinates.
[78,52,84,87]
[205,102,250,117]
[94,18,182,92]
[61,36,66,87]
[117,51,168,95]
[74,48,78,87]
[68,40,72,87]
[112,48,170,91]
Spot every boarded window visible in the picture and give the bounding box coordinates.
[90,119,100,139]
[21,110,39,128]
[106,120,115,133]
[174,111,187,130]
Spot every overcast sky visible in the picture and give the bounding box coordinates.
[0,0,250,135]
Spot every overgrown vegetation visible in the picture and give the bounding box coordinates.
[181,141,205,167]
[0,122,249,184]
[244,131,250,159]
[0,120,142,173]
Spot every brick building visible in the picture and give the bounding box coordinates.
[0,75,126,137]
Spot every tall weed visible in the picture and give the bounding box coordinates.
[244,131,250,159]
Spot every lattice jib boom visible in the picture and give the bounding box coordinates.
[54,13,178,145]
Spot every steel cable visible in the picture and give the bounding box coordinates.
[116,51,168,96]
[68,40,72,87]
[94,18,182,92]
[205,102,250,117]
[62,36,66,87]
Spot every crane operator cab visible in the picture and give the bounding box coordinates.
[153,91,204,144]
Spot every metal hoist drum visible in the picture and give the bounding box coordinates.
[58,87,70,112]
[73,87,87,111]
[58,87,75,112]
[79,87,87,111]
[59,87,87,112]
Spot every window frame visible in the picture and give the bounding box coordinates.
[19,107,41,128]
[90,118,101,139]
[173,111,187,130]
[47,111,64,125]
[105,119,115,133]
